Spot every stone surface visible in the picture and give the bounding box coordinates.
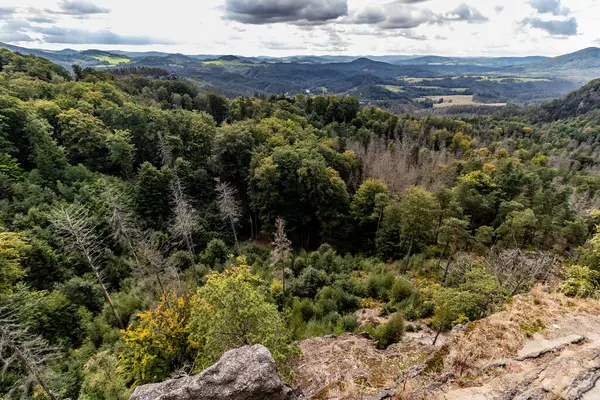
[130,345,304,400]
[516,334,586,360]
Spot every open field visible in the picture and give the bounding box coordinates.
[91,55,130,65]
[477,76,551,83]
[400,77,444,83]
[379,85,405,93]
[413,86,468,91]
[202,60,256,66]
[416,94,507,108]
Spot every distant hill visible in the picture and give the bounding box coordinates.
[511,47,600,78]
[399,55,549,68]
[532,78,600,122]
[218,55,241,62]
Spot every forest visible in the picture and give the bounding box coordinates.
[2,48,600,399]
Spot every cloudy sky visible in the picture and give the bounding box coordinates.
[0,0,598,57]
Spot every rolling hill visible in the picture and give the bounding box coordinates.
[532,77,600,122]
[510,47,600,78]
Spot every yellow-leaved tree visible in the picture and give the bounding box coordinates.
[119,294,197,385]
[0,228,30,294]
[190,256,299,380]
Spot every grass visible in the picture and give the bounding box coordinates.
[379,85,405,93]
[91,56,130,65]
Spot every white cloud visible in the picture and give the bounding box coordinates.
[0,0,596,57]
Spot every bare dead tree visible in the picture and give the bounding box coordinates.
[216,181,242,253]
[156,131,172,167]
[271,217,292,294]
[169,177,197,256]
[0,309,59,400]
[50,205,124,329]
[349,136,456,193]
[102,183,141,255]
[485,248,558,296]
[132,231,178,303]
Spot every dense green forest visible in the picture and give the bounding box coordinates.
[2,49,600,399]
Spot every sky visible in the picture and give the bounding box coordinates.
[0,0,599,57]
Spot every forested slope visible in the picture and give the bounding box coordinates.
[2,49,600,399]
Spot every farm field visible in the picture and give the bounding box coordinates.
[416,94,507,108]
[91,55,130,65]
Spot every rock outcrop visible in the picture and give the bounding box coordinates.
[293,287,600,399]
[130,344,304,400]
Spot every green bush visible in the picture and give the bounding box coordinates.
[390,278,414,303]
[366,270,395,300]
[373,312,405,349]
[562,264,599,298]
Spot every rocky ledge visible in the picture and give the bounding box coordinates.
[130,344,305,400]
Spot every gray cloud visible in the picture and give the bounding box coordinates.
[0,31,33,42]
[347,2,487,30]
[495,5,505,14]
[444,4,489,23]
[31,26,174,45]
[0,19,33,42]
[521,16,578,35]
[28,15,57,23]
[46,0,110,16]
[528,0,570,16]
[0,7,16,20]
[224,0,348,25]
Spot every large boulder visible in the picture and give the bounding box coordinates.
[130,345,304,400]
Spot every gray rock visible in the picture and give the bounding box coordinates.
[130,345,305,400]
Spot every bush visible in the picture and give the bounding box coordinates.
[373,312,405,349]
[390,278,414,304]
[190,259,299,380]
[342,314,359,332]
[366,270,395,300]
[562,264,599,298]
[202,239,229,269]
[290,267,328,298]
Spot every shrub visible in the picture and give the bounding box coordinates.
[202,239,229,269]
[342,314,359,332]
[562,264,599,298]
[373,312,405,348]
[366,270,395,300]
[390,278,414,304]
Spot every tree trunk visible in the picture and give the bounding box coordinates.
[442,232,459,283]
[32,366,58,400]
[403,235,414,274]
[442,256,453,283]
[155,273,171,308]
[432,328,442,346]
[93,268,124,329]
[230,219,240,254]
[436,240,450,272]
[15,347,58,400]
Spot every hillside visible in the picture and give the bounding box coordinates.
[294,287,600,399]
[3,47,600,400]
[511,47,600,78]
[533,78,600,122]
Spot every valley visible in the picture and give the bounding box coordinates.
[1,42,596,112]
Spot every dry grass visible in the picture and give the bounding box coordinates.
[293,333,423,399]
[445,286,600,377]
[415,95,506,108]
